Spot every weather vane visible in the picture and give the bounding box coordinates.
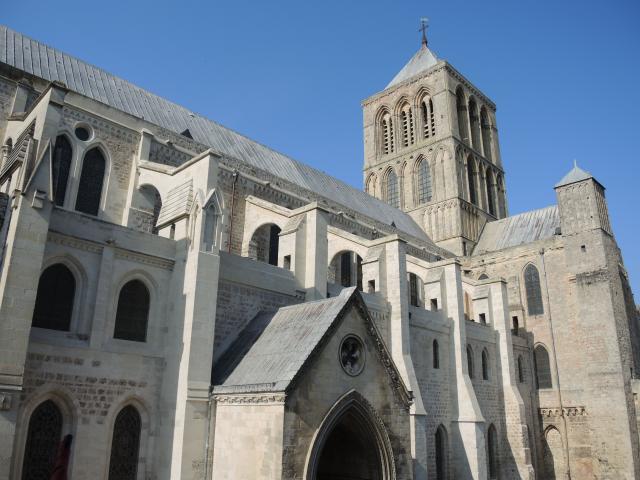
[419,17,429,47]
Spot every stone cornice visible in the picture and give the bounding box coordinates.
[540,406,587,418]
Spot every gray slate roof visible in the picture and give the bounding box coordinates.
[555,163,593,188]
[386,45,439,89]
[473,205,560,255]
[0,25,430,242]
[212,287,357,393]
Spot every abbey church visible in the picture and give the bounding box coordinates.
[0,24,638,479]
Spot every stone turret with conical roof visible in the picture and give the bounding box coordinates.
[361,21,507,256]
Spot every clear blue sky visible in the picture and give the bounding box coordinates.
[5,0,639,296]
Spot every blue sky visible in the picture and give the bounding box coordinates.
[5,0,639,296]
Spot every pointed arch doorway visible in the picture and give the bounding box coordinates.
[306,391,395,480]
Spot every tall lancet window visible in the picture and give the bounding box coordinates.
[385,169,399,208]
[416,158,432,204]
[422,97,436,138]
[52,135,72,206]
[524,264,544,315]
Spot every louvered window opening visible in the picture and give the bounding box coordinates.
[422,99,436,138]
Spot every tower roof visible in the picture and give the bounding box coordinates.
[386,44,439,89]
[555,162,594,188]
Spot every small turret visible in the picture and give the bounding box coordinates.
[554,161,612,236]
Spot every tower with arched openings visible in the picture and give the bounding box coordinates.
[362,25,507,256]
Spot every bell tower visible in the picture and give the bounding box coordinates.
[361,21,508,255]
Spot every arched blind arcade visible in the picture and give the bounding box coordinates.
[534,345,553,389]
[75,147,106,216]
[524,264,544,315]
[386,170,399,208]
[108,405,142,480]
[416,159,432,204]
[52,136,72,206]
[22,400,63,480]
[467,160,477,205]
[32,264,76,331]
[114,280,150,342]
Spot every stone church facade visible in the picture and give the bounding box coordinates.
[0,24,638,480]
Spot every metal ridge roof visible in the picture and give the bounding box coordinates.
[473,205,560,254]
[0,25,433,243]
[386,45,439,89]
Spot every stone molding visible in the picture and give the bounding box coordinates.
[114,248,174,271]
[47,231,103,254]
[539,406,587,417]
[213,392,286,405]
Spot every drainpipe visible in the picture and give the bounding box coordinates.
[227,170,238,252]
[539,248,572,479]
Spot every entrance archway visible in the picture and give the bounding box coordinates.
[306,391,394,480]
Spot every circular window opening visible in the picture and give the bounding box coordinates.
[74,126,91,141]
[339,335,365,376]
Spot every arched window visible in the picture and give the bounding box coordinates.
[75,147,106,216]
[385,169,399,208]
[433,339,440,369]
[136,185,162,234]
[108,405,141,480]
[534,345,553,389]
[466,158,477,205]
[456,87,469,144]
[435,425,448,480]
[487,424,498,479]
[481,107,493,161]
[518,355,525,383]
[203,202,219,252]
[114,280,150,342]
[416,159,432,204]
[468,98,481,151]
[52,135,72,206]
[408,272,420,307]
[422,97,436,138]
[485,169,495,216]
[482,349,490,380]
[380,112,394,154]
[524,264,544,315]
[249,224,281,265]
[400,104,414,147]
[467,345,474,378]
[22,399,63,480]
[329,251,363,291]
[32,264,76,331]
